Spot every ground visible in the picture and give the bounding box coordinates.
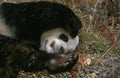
[0,0,120,78]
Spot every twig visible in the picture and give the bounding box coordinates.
[96,42,117,64]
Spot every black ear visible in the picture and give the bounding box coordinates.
[66,15,82,38]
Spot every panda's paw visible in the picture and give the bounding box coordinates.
[45,53,78,73]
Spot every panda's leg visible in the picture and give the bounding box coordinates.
[0,35,40,78]
[0,61,17,78]
[24,50,78,73]
[44,53,78,73]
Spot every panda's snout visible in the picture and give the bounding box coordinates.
[50,41,65,53]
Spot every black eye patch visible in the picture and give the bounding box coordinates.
[59,34,68,42]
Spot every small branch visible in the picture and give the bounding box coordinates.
[96,42,117,64]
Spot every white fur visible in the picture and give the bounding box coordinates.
[45,38,68,53]
[50,59,56,64]
[40,28,79,53]
[0,16,16,37]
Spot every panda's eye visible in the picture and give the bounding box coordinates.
[59,34,68,42]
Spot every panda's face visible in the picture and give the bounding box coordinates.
[40,28,79,53]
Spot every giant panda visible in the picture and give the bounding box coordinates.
[0,1,82,54]
[0,1,82,78]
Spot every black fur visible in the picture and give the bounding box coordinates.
[0,1,82,43]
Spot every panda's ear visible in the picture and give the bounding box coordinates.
[66,16,82,38]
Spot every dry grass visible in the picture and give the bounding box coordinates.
[1,0,120,78]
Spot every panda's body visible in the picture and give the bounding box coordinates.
[0,1,82,78]
[0,1,81,39]
[0,1,82,53]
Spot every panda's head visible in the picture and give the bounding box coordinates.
[40,28,79,53]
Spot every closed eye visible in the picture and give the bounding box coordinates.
[58,34,68,42]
